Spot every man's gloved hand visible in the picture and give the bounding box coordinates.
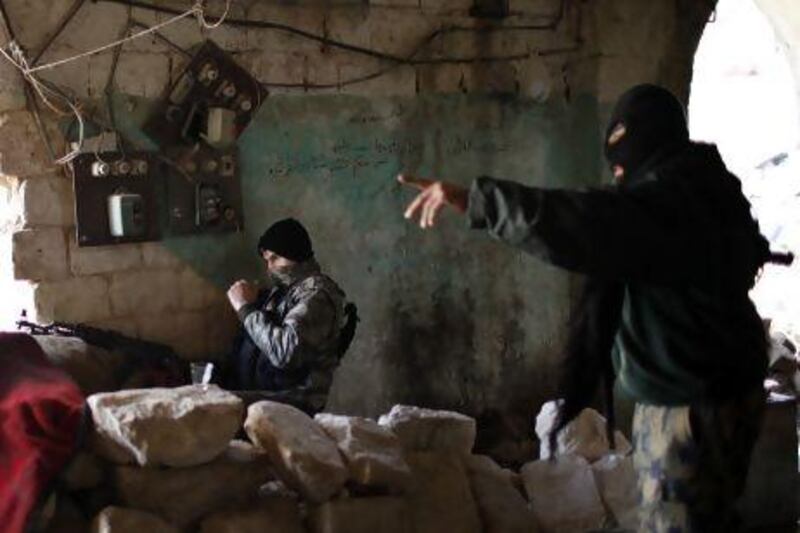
[227,279,259,311]
[397,173,468,229]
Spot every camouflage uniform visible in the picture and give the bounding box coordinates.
[233,259,347,414]
[632,387,765,533]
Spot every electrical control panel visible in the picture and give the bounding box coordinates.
[163,146,243,235]
[144,40,266,149]
[73,152,160,246]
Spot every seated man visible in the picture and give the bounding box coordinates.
[225,218,356,414]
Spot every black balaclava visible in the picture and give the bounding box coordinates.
[604,84,689,180]
[257,218,314,262]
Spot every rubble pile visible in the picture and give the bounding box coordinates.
[43,386,637,533]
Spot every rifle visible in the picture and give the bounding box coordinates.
[17,315,188,388]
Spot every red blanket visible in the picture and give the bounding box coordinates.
[0,333,85,533]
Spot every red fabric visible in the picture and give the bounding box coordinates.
[0,333,85,533]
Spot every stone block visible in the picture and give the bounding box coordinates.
[325,8,433,56]
[61,451,106,491]
[369,0,420,7]
[91,506,179,533]
[314,413,412,492]
[88,385,244,467]
[467,455,539,533]
[378,404,476,455]
[31,275,111,322]
[109,269,181,316]
[1,1,76,53]
[114,52,171,98]
[521,455,607,533]
[34,335,126,395]
[591,454,637,531]
[61,1,129,54]
[179,267,223,310]
[140,242,184,268]
[338,62,417,96]
[416,64,468,94]
[405,452,482,533]
[0,54,26,112]
[199,498,305,533]
[251,51,310,94]
[246,4,326,53]
[18,175,74,227]
[69,236,142,276]
[310,496,411,533]
[420,0,473,13]
[535,402,632,461]
[515,55,553,102]
[12,227,68,281]
[245,401,348,503]
[114,441,273,529]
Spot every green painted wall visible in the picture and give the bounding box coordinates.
[119,93,604,423]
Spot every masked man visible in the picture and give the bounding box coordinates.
[226,218,356,414]
[399,84,772,532]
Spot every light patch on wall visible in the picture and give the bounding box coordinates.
[0,177,31,330]
[690,0,800,338]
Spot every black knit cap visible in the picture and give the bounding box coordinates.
[257,218,314,262]
[604,84,689,179]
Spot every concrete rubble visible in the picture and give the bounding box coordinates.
[88,385,244,467]
[50,389,643,532]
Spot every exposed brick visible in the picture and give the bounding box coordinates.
[325,8,434,57]
[507,0,562,17]
[32,275,111,323]
[0,54,26,112]
[416,64,468,93]
[18,175,74,227]
[338,62,417,96]
[69,234,142,276]
[141,242,185,269]
[0,111,56,178]
[179,267,224,311]
[1,0,76,54]
[37,45,92,99]
[109,269,182,316]
[369,0,421,7]
[246,4,326,54]
[420,0,473,14]
[515,55,553,102]
[12,227,68,281]
[55,1,129,58]
[464,61,519,94]
[114,52,171,98]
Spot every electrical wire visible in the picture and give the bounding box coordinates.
[97,0,567,65]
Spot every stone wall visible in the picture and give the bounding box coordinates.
[0,0,714,423]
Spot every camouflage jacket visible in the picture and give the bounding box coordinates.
[235,259,346,412]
